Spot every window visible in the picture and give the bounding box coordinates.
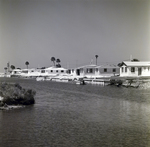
[104,68,107,72]
[125,67,127,72]
[96,68,98,72]
[113,69,116,72]
[122,67,124,72]
[87,68,93,73]
[41,70,45,73]
[56,70,58,72]
[22,70,28,73]
[51,70,53,72]
[90,69,93,73]
[131,67,135,72]
[61,70,64,73]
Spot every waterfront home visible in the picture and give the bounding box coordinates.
[0,73,5,77]
[69,64,119,78]
[10,69,22,77]
[20,68,40,78]
[97,64,120,77]
[40,66,68,77]
[119,61,150,77]
[10,66,69,78]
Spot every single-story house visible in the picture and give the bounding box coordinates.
[120,61,150,77]
[40,66,68,77]
[69,64,119,78]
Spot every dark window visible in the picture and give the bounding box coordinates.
[67,70,71,74]
[104,68,107,72]
[122,67,124,72]
[51,70,53,72]
[61,70,64,73]
[90,68,93,73]
[96,68,98,72]
[41,70,45,73]
[56,70,58,72]
[131,67,135,72]
[125,67,127,72]
[22,70,28,73]
[113,69,116,72]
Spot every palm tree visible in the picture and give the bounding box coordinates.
[10,65,15,71]
[56,58,61,67]
[51,57,56,66]
[95,55,98,65]
[25,61,29,69]
[56,58,61,64]
[4,67,7,74]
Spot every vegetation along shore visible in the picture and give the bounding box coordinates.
[0,82,36,110]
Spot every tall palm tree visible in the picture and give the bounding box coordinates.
[25,61,29,69]
[4,67,7,74]
[51,57,56,66]
[95,55,98,65]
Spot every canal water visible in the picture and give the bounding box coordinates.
[0,78,150,147]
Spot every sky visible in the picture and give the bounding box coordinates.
[0,0,150,72]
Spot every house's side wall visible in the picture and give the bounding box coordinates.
[120,66,138,77]
[79,67,96,77]
[128,67,138,77]
[99,67,119,76]
[141,67,150,76]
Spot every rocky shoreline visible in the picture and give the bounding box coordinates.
[0,82,36,110]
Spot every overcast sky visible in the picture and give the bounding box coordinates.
[0,0,150,72]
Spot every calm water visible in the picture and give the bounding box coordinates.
[0,78,150,147]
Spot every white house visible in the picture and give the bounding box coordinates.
[20,68,41,78]
[69,64,119,78]
[40,66,68,77]
[120,61,150,77]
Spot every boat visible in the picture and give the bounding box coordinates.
[76,78,86,85]
[36,76,45,81]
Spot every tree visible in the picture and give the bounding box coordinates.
[131,58,139,62]
[10,65,15,70]
[95,55,98,65]
[4,67,7,74]
[56,58,61,67]
[117,62,124,67]
[51,57,56,66]
[25,61,29,69]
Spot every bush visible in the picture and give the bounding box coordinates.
[0,82,36,106]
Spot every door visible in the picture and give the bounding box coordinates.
[138,68,142,76]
